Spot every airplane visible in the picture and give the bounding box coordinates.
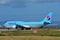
[3,12,53,30]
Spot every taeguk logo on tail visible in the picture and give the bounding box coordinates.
[46,16,50,20]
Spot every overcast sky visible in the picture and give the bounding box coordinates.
[0,0,60,24]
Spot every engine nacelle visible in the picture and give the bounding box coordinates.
[4,25,16,29]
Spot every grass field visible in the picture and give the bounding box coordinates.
[0,29,60,40]
[0,29,60,36]
[0,36,60,40]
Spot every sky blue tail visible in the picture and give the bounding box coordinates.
[43,12,53,24]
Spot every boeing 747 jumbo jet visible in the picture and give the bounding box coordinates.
[4,12,53,30]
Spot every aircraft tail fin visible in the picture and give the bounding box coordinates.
[43,12,53,24]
